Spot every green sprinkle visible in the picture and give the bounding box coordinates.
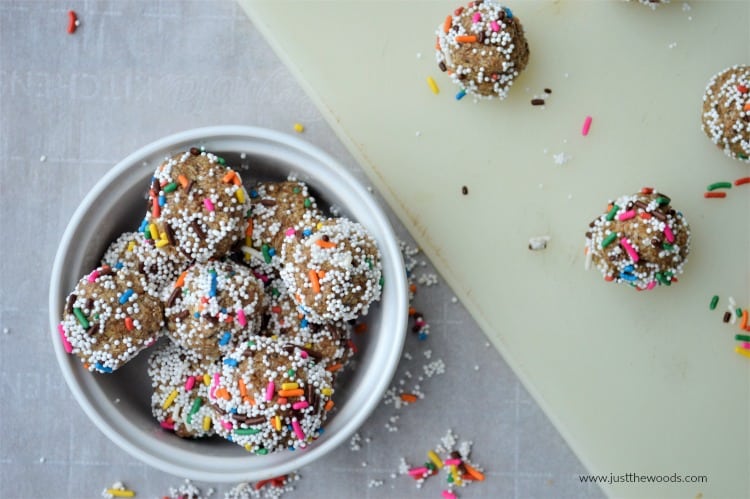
[655,273,670,286]
[426,462,436,471]
[662,243,674,251]
[293,187,301,194]
[287,369,296,377]
[255,447,269,455]
[737,308,743,318]
[447,474,454,484]
[144,228,152,240]
[73,307,89,329]
[379,276,384,287]
[163,182,178,193]
[261,244,272,264]
[735,334,750,342]
[601,233,617,248]
[656,196,670,206]
[246,208,252,217]
[189,397,203,415]
[709,295,719,310]
[235,428,261,435]
[93,313,99,320]
[271,287,280,297]
[366,257,373,269]
[217,157,226,165]
[707,181,732,191]
[303,198,312,208]
[606,204,619,221]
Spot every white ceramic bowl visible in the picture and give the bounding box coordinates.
[48,126,408,482]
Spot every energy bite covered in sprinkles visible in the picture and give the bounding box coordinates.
[701,65,750,163]
[584,188,691,290]
[143,149,250,263]
[435,1,530,100]
[281,217,383,323]
[59,266,163,372]
[164,260,265,360]
[209,337,335,454]
[148,342,220,438]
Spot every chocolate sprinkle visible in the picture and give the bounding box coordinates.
[88,323,99,336]
[651,211,667,221]
[174,309,190,320]
[164,222,177,247]
[190,147,200,156]
[185,179,194,194]
[152,178,160,195]
[244,416,267,426]
[544,88,552,94]
[191,220,206,239]
[634,200,649,211]
[461,185,469,195]
[531,98,545,106]
[723,311,732,323]
[439,61,447,72]
[167,287,181,308]
[259,199,277,207]
[66,293,77,314]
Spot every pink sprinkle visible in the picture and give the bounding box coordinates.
[663,225,675,243]
[57,323,73,353]
[285,227,296,237]
[620,238,639,263]
[210,373,220,399]
[646,281,657,290]
[221,420,233,431]
[581,115,593,136]
[472,12,481,22]
[236,308,247,327]
[408,467,429,477]
[443,458,461,466]
[265,380,275,401]
[292,401,309,410]
[87,270,99,282]
[299,350,308,359]
[203,198,215,211]
[442,491,457,499]
[291,418,305,441]
[252,271,269,284]
[160,421,175,430]
[185,376,196,392]
[490,20,499,32]
[617,209,636,221]
[742,342,750,350]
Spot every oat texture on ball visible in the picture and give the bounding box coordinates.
[436,1,530,100]
[701,65,750,163]
[148,342,220,438]
[280,217,383,323]
[164,260,265,360]
[143,149,250,263]
[584,188,690,290]
[209,337,335,454]
[59,266,163,372]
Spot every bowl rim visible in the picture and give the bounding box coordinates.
[48,125,408,482]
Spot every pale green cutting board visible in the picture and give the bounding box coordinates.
[240,1,750,497]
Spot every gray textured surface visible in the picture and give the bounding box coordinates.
[0,1,603,498]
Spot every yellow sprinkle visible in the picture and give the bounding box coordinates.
[450,465,462,486]
[316,222,323,230]
[281,382,299,390]
[274,415,281,431]
[321,387,332,396]
[235,187,246,204]
[427,76,439,94]
[427,450,443,469]
[293,123,304,133]
[244,443,253,452]
[245,235,252,247]
[735,346,750,359]
[270,334,278,340]
[203,415,211,431]
[126,241,136,252]
[155,238,169,248]
[162,389,178,409]
[203,373,211,386]
[105,488,135,498]
[149,223,160,241]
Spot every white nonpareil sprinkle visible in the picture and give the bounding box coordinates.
[528,235,551,251]
[553,152,572,165]
[39,155,46,162]
[367,480,384,488]
[668,42,678,49]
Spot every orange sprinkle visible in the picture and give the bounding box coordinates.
[583,246,589,255]
[326,363,343,373]
[443,15,452,33]
[409,283,417,293]
[314,239,336,249]
[177,174,189,188]
[400,393,418,403]
[175,271,187,288]
[354,323,368,334]
[604,275,615,282]
[83,362,90,370]
[408,307,416,316]
[245,219,253,237]
[735,176,750,186]
[232,174,242,186]
[606,203,613,211]
[238,378,248,397]
[464,463,485,481]
[278,389,304,398]
[276,397,287,405]
[151,197,160,219]
[641,187,653,194]
[435,36,440,50]
[317,270,326,279]
[639,212,652,220]
[309,270,321,293]
[741,310,748,330]
[347,339,358,354]
[124,317,133,331]
[324,400,335,411]
[271,306,282,314]
[704,192,726,199]
[215,388,230,400]
[744,103,750,111]
[222,170,237,184]
[455,35,477,43]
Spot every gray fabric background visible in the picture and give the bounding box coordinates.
[0,1,602,497]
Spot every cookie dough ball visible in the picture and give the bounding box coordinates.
[59,266,163,372]
[209,337,335,453]
[701,65,750,163]
[266,294,354,369]
[143,149,250,263]
[584,188,691,290]
[244,180,324,268]
[280,218,383,323]
[164,261,265,360]
[101,231,189,298]
[436,2,530,100]
[148,342,219,438]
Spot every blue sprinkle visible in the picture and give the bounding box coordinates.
[503,6,513,19]
[139,218,149,232]
[620,273,637,282]
[119,288,134,304]
[194,312,200,318]
[302,228,312,237]
[624,265,634,273]
[227,435,233,442]
[94,362,112,373]
[230,407,237,414]
[317,427,324,435]
[158,194,166,207]
[300,318,308,328]
[219,331,232,346]
[249,189,258,198]
[223,358,238,367]
[114,262,123,270]
[209,269,217,297]
[268,247,276,257]
[220,307,227,314]
[455,89,467,101]
[418,332,428,341]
